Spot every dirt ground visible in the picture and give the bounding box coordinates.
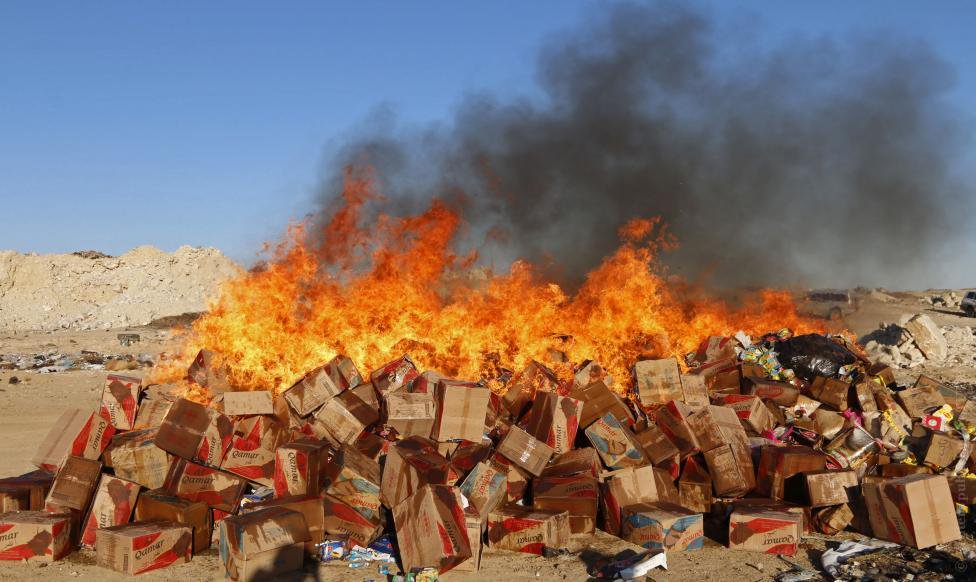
[0,290,973,581]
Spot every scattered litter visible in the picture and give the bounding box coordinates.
[821,539,899,577]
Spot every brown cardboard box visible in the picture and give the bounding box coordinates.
[880,464,932,478]
[273,440,339,498]
[285,355,362,416]
[369,354,419,395]
[311,390,379,444]
[923,432,964,469]
[45,456,101,512]
[220,391,274,416]
[135,489,212,554]
[621,502,704,551]
[187,349,233,392]
[574,360,613,391]
[386,391,437,438]
[497,425,555,477]
[409,370,446,394]
[218,506,310,582]
[447,441,493,478]
[353,432,389,462]
[432,380,490,442]
[0,484,35,512]
[719,395,776,435]
[728,508,802,555]
[380,436,452,508]
[687,405,751,453]
[350,382,381,415]
[533,474,599,533]
[803,470,857,507]
[634,358,683,406]
[493,455,530,503]
[133,398,174,430]
[106,429,173,489]
[946,475,976,504]
[164,458,248,513]
[863,474,961,548]
[703,443,754,497]
[899,379,947,418]
[222,416,285,487]
[487,505,570,555]
[323,493,383,547]
[32,409,115,472]
[242,495,325,557]
[812,409,846,440]
[521,391,583,455]
[584,413,646,470]
[569,380,634,429]
[503,361,560,419]
[813,503,854,534]
[654,401,700,457]
[458,459,508,520]
[324,447,382,522]
[633,424,680,466]
[679,374,710,408]
[743,377,800,406]
[601,465,678,535]
[454,506,484,572]
[810,376,851,411]
[0,471,54,511]
[541,448,602,478]
[704,363,741,395]
[957,400,976,426]
[679,456,712,513]
[687,335,737,369]
[156,398,234,466]
[97,520,192,574]
[79,475,140,548]
[393,484,471,573]
[853,382,878,413]
[756,446,826,500]
[0,511,72,563]
[100,374,143,430]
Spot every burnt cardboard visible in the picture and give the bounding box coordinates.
[898,382,947,418]
[324,446,382,522]
[541,448,602,478]
[634,358,683,406]
[322,493,382,547]
[156,398,234,466]
[496,425,555,477]
[45,456,101,512]
[370,354,420,395]
[79,475,140,548]
[569,380,634,429]
[622,502,704,551]
[222,415,285,487]
[0,511,72,563]
[381,436,452,508]
[573,360,613,391]
[803,470,858,507]
[392,484,471,573]
[521,391,582,455]
[458,459,508,521]
[810,376,851,411]
[135,489,212,554]
[386,391,438,438]
[0,471,54,511]
[584,413,646,470]
[654,401,701,457]
[533,474,599,533]
[100,374,143,430]
[32,409,115,472]
[187,349,234,392]
[133,399,174,430]
[743,377,800,406]
[678,456,712,513]
[96,520,192,574]
[311,390,379,444]
[503,361,559,419]
[220,391,274,417]
[285,355,362,417]
[756,446,826,500]
[728,508,802,555]
[163,458,248,513]
[487,505,570,555]
[106,429,173,489]
[218,506,310,582]
[242,495,324,557]
[863,474,961,548]
[273,440,339,498]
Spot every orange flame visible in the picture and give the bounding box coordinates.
[152,167,822,396]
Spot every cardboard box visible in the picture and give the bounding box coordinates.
[32,409,115,472]
[621,502,703,551]
[454,506,484,572]
[0,471,54,511]
[812,409,846,440]
[164,458,248,513]
[496,425,555,477]
[487,505,570,555]
[503,361,559,418]
[284,355,362,416]
[97,520,192,574]
[100,374,143,430]
[242,495,324,557]
[0,511,72,562]
[133,398,174,430]
[325,447,382,522]
[369,354,419,395]
[803,470,858,507]
[679,374,710,407]
[521,391,583,455]
[923,432,964,469]
[812,503,854,535]
[311,390,379,444]
[946,475,976,504]
[719,395,776,435]
[222,416,285,487]
[220,391,274,416]
[898,383,946,418]
[386,391,437,438]
[409,370,445,394]
[187,349,233,392]
[634,358,683,406]
[569,380,634,429]
[633,424,680,466]
[957,400,976,426]
[533,474,599,533]
[353,432,389,462]
[574,360,613,391]
[0,485,31,512]
[703,442,754,497]
[429,381,488,442]
[743,377,799,406]
[756,446,826,500]
[584,413,646,470]
[541,448,602,478]
[654,401,700,456]
[381,436,452,508]
[45,455,101,512]
[810,376,851,411]
[322,493,382,547]
[678,456,712,513]
[458,459,508,520]
[218,506,310,582]
[106,429,173,489]
[853,382,878,413]
[863,474,961,548]
[393,484,471,573]
[273,440,339,498]
[448,441,493,478]
[156,398,234,466]
[79,474,140,548]
[135,489,212,554]
[728,508,802,555]
[601,465,678,535]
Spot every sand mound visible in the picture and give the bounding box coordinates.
[0,246,240,331]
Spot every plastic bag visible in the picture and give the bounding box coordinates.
[774,334,857,381]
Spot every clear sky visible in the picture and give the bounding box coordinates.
[2,1,974,271]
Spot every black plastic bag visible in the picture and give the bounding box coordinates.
[775,334,857,382]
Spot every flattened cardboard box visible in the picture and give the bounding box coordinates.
[0,511,72,563]
[521,391,582,455]
[311,390,379,444]
[45,455,102,512]
[100,374,143,430]
[533,474,598,533]
[392,484,471,573]
[222,416,285,487]
[433,381,490,442]
[569,380,633,429]
[243,495,324,557]
[387,390,438,438]
[863,474,961,549]
[220,391,274,417]
[32,408,115,472]
[323,493,383,547]
[634,358,683,406]
[164,458,248,513]
[728,508,802,555]
[380,436,452,508]
[496,425,555,477]
[369,354,419,395]
[156,398,234,466]
[584,412,646,470]
[541,448,602,478]
[804,470,857,507]
[218,506,309,582]
[488,505,570,555]
[135,489,211,554]
[503,360,560,418]
[107,429,173,489]
[97,520,192,575]
[622,502,704,551]
[79,475,140,548]
[458,459,508,521]
[273,439,339,498]
[285,355,362,416]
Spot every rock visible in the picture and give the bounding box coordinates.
[903,314,948,361]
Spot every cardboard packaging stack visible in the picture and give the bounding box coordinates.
[1,331,974,577]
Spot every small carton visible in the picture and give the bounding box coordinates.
[133,399,174,430]
[106,429,172,489]
[311,390,379,444]
[813,503,854,535]
[0,511,72,562]
[285,355,362,416]
[532,474,599,533]
[503,361,560,419]
[496,425,555,477]
[156,398,234,466]
[654,401,701,457]
[32,408,115,472]
[678,456,712,513]
[621,502,704,551]
[380,436,453,508]
[458,459,508,521]
[863,474,961,548]
[220,391,274,416]
[79,475,140,548]
[242,495,325,557]
[273,440,339,498]
[386,391,438,438]
[756,446,826,500]
[218,506,309,582]
[810,376,851,411]
[45,455,102,512]
[584,413,647,470]
[601,465,678,535]
[163,458,248,513]
[634,424,680,465]
[541,448,602,478]
[322,493,382,547]
[454,506,484,572]
[222,416,286,487]
[719,395,776,435]
[187,349,234,392]
[743,377,800,406]
[135,489,212,553]
[923,432,964,469]
[432,380,491,442]
[369,354,420,395]
[392,484,471,573]
[803,470,858,507]
[898,382,947,418]
[96,520,192,574]
[569,380,634,429]
[521,391,583,455]
[325,447,382,522]
[100,374,143,430]
[487,505,570,555]
[634,358,683,406]
[728,508,802,555]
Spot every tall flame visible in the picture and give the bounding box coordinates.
[152,167,822,396]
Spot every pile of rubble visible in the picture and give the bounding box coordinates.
[0,350,154,373]
[863,313,976,369]
[0,328,974,580]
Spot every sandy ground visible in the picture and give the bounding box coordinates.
[0,290,972,580]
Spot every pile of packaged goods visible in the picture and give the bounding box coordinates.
[0,330,973,580]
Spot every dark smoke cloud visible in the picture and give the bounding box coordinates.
[318,2,971,289]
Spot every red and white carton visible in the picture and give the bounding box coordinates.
[80,475,141,548]
[100,374,143,430]
[96,520,192,575]
[163,459,248,513]
[32,409,115,472]
[369,355,420,395]
[0,511,72,563]
[221,416,285,487]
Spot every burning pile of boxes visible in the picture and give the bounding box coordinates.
[0,329,974,579]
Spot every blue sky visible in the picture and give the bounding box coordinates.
[2,2,974,275]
